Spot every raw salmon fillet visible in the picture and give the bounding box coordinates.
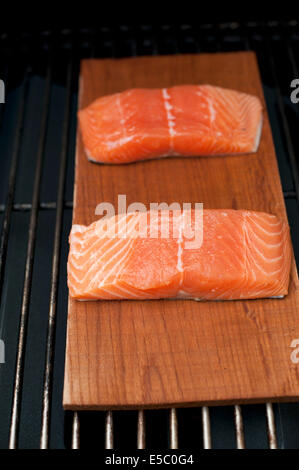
[67,209,291,301]
[78,85,263,164]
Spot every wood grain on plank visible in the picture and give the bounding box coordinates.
[63,52,299,410]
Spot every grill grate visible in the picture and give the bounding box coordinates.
[0,22,299,449]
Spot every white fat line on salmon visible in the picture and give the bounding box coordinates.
[96,217,143,287]
[207,96,216,124]
[71,214,130,258]
[244,246,283,277]
[162,88,176,154]
[105,135,135,150]
[95,286,129,299]
[248,228,285,248]
[247,238,284,263]
[95,238,135,288]
[98,282,154,300]
[93,93,135,151]
[97,243,136,290]
[69,217,137,284]
[196,86,216,124]
[246,217,282,234]
[71,218,139,286]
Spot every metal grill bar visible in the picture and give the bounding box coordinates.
[202,406,212,449]
[266,403,278,449]
[105,411,114,449]
[234,405,245,449]
[72,412,80,449]
[137,410,146,449]
[40,54,73,450]
[169,408,178,449]
[9,63,52,449]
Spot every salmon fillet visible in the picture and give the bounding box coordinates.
[67,210,291,301]
[78,85,263,164]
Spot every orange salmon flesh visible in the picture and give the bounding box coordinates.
[78,85,263,164]
[67,210,291,301]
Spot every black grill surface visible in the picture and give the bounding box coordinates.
[0,23,299,449]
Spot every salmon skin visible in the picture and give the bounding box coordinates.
[78,85,263,164]
[67,209,291,301]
